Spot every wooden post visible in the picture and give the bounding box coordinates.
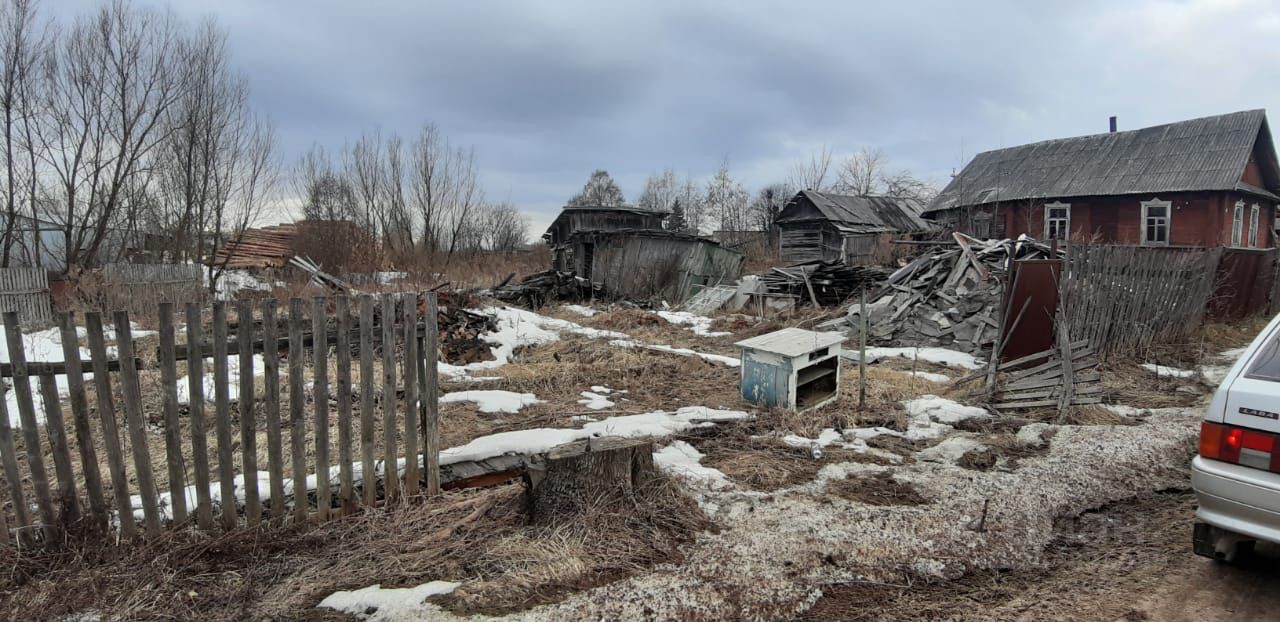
[58,312,106,530]
[358,295,376,506]
[420,292,440,495]
[526,438,656,524]
[113,312,161,537]
[84,312,135,539]
[858,288,867,412]
[311,297,331,520]
[157,303,187,525]
[236,300,260,525]
[402,293,420,497]
[211,302,237,531]
[38,374,79,525]
[261,299,286,520]
[0,380,29,546]
[288,298,307,524]
[335,296,355,513]
[185,304,214,530]
[381,294,398,502]
[3,312,56,537]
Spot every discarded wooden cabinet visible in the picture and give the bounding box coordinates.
[734,328,845,411]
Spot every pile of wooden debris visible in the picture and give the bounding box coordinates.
[826,235,1061,354]
[760,261,889,306]
[490,270,599,308]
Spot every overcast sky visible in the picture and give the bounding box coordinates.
[52,0,1280,236]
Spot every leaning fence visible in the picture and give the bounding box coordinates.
[101,262,206,311]
[1057,244,1220,358]
[0,291,440,548]
[0,267,52,329]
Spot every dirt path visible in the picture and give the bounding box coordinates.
[801,488,1280,621]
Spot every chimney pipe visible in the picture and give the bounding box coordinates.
[1109,116,1117,133]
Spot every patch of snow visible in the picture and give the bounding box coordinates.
[917,435,985,464]
[590,385,625,394]
[0,326,94,427]
[318,581,459,621]
[175,354,266,405]
[845,426,903,441]
[1016,422,1055,448]
[562,304,597,317]
[437,306,627,379]
[1140,363,1197,379]
[577,391,615,410]
[211,269,278,301]
[571,415,598,422]
[1104,404,1147,418]
[862,347,984,370]
[783,428,846,449]
[654,441,732,490]
[1200,365,1234,386]
[900,395,990,441]
[440,390,543,414]
[656,310,732,337]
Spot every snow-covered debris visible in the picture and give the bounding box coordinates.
[654,441,731,490]
[437,307,628,379]
[609,339,740,367]
[859,347,984,370]
[318,581,459,621]
[577,391,614,410]
[916,435,986,464]
[656,311,732,337]
[902,395,990,440]
[438,406,751,467]
[562,304,597,317]
[908,370,950,383]
[440,390,543,414]
[210,269,278,301]
[1140,363,1197,379]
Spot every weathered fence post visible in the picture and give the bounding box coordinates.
[358,295,376,506]
[335,296,355,514]
[262,299,286,521]
[236,300,261,525]
[114,312,161,537]
[420,291,440,496]
[288,298,307,524]
[185,303,214,530]
[3,312,57,540]
[58,312,107,531]
[381,294,398,503]
[402,293,420,497]
[37,373,78,525]
[157,303,188,526]
[0,381,30,546]
[211,302,237,531]
[312,297,331,520]
[84,312,136,539]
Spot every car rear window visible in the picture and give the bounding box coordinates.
[1246,329,1280,382]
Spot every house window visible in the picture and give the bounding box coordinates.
[1232,201,1244,246]
[1250,203,1261,248]
[1044,202,1070,240]
[971,211,992,238]
[1140,199,1171,246]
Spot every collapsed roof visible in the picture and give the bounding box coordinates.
[777,190,932,233]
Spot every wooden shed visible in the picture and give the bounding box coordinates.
[557,229,743,302]
[776,191,932,264]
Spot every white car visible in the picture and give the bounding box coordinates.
[1193,312,1280,562]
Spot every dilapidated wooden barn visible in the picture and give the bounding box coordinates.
[543,205,743,301]
[776,191,933,264]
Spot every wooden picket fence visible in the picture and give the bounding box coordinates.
[0,267,52,328]
[0,292,440,547]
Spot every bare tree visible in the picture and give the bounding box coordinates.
[637,168,677,214]
[834,147,886,196]
[566,169,625,207]
[296,145,356,221]
[676,174,704,233]
[481,201,527,251]
[789,145,832,191]
[704,160,749,235]
[750,182,793,250]
[346,128,385,237]
[0,0,45,266]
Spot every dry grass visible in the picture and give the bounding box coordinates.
[0,467,710,620]
[824,472,929,506]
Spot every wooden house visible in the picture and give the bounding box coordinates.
[776,191,932,264]
[923,109,1280,249]
[542,205,743,301]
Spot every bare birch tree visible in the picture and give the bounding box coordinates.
[0,0,45,266]
[790,145,832,191]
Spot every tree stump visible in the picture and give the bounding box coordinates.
[524,436,656,524]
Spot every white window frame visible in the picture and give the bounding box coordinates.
[1250,203,1261,248]
[1232,200,1244,246]
[1043,201,1071,240]
[1141,198,1171,246]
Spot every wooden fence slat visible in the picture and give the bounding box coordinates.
[402,293,420,498]
[262,299,286,520]
[421,292,441,495]
[335,296,354,513]
[381,294,398,503]
[358,295,375,506]
[84,312,135,538]
[185,304,214,530]
[37,373,78,524]
[236,300,260,525]
[211,302,237,531]
[5,312,57,538]
[58,312,106,530]
[157,304,187,525]
[114,312,161,537]
[312,297,331,521]
[288,298,307,524]
[0,381,29,545]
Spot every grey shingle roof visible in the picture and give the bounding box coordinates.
[924,109,1280,215]
[778,191,932,232]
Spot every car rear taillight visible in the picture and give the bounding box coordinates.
[1200,421,1280,472]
